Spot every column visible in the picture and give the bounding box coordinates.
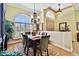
[41,9,47,31]
[0,3,5,51]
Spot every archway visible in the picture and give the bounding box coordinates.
[46,11,55,31]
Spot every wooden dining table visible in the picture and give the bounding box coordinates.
[28,35,42,56]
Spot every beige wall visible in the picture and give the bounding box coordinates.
[40,8,55,31]
[5,4,32,39]
[54,6,78,41]
[41,6,79,41]
[75,10,79,41]
[5,4,79,41]
[5,4,31,22]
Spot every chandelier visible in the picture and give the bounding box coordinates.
[31,3,40,24]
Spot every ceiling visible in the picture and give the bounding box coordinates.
[7,3,79,13]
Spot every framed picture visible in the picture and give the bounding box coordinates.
[59,22,67,31]
[76,22,79,30]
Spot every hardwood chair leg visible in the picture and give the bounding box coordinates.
[47,49,49,56]
[24,46,26,53]
[26,47,29,56]
[36,50,39,56]
[40,50,43,56]
[37,50,41,56]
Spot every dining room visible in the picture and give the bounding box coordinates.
[1,3,79,56]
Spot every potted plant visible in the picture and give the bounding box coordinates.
[5,20,14,40]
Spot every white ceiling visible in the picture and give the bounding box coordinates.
[7,3,79,13]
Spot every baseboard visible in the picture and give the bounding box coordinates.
[50,41,73,52]
[8,39,22,45]
[64,47,73,52]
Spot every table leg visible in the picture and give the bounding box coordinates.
[33,41,37,56]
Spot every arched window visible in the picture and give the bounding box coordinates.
[15,15,31,23]
[14,14,31,38]
[46,11,55,20]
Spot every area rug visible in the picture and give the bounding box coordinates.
[13,44,61,56]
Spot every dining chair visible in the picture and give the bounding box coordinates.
[21,33,33,56]
[21,33,26,48]
[37,35,50,56]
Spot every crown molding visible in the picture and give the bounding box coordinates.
[47,5,73,13]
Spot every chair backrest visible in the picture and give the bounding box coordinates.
[21,33,32,47]
[40,35,50,51]
[21,33,28,46]
[21,33,28,41]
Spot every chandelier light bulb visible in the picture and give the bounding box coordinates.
[31,15,33,18]
[37,16,40,19]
